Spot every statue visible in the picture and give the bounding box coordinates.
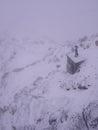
[75,45,78,57]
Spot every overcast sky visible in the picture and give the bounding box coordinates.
[0,0,98,41]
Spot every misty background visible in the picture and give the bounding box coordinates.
[0,0,98,41]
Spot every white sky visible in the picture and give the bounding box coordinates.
[0,0,98,41]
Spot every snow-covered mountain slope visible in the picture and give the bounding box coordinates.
[0,34,98,130]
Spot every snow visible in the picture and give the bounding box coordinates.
[67,52,85,63]
[0,33,98,129]
[0,0,98,129]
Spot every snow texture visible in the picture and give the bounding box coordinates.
[0,33,98,130]
[0,1,98,129]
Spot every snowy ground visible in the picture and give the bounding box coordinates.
[0,34,98,130]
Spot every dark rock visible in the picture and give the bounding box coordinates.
[68,113,87,130]
[56,65,61,68]
[78,84,88,90]
[83,100,98,130]
[95,41,98,46]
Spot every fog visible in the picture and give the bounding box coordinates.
[0,0,98,41]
